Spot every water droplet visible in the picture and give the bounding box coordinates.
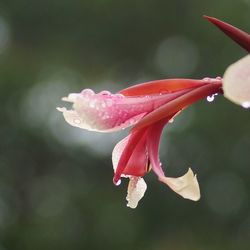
[216,76,222,80]
[207,95,215,102]
[89,100,96,108]
[81,89,95,96]
[203,77,211,82]
[99,90,111,95]
[169,118,174,123]
[74,118,81,124]
[242,102,250,108]
[106,99,113,107]
[115,93,125,98]
[101,102,106,108]
[114,179,121,186]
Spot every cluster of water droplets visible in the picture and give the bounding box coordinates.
[61,88,154,132]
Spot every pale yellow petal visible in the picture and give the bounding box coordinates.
[126,177,147,209]
[160,168,200,201]
[223,54,250,108]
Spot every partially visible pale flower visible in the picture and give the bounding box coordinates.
[223,55,250,108]
[58,78,222,208]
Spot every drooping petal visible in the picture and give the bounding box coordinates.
[126,177,147,209]
[58,88,190,133]
[204,15,250,52]
[147,117,200,201]
[120,79,208,96]
[159,168,200,201]
[223,54,250,108]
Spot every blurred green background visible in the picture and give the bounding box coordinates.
[0,0,249,249]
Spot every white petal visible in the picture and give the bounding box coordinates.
[56,107,100,131]
[112,136,130,173]
[160,168,200,201]
[126,177,147,209]
[223,54,250,108]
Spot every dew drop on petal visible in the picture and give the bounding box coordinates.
[74,118,81,124]
[115,179,122,186]
[81,89,95,96]
[115,93,125,98]
[99,90,111,95]
[242,102,250,108]
[89,100,96,108]
[106,99,113,107]
[203,77,211,82]
[207,95,215,102]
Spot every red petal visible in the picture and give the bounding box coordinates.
[122,131,148,176]
[113,128,148,184]
[119,79,208,96]
[204,15,250,52]
[132,82,222,130]
[147,117,170,177]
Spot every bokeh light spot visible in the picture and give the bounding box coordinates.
[154,36,199,77]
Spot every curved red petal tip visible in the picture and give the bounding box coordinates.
[203,15,250,52]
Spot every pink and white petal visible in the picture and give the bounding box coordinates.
[58,88,190,132]
[57,107,104,131]
[126,177,147,209]
[112,135,130,174]
[223,54,250,108]
[159,168,200,201]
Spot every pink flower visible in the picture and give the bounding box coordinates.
[57,78,222,208]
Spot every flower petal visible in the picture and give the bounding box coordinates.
[204,15,250,52]
[112,135,130,173]
[146,118,200,201]
[58,88,190,132]
[112,128,149,183]
[159,168,200,201]
[223,54,250,108]
[126,177,147,209]
[112,137,147,208]
[120,79,208,96]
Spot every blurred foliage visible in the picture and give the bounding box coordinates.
[0,0,249,250]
